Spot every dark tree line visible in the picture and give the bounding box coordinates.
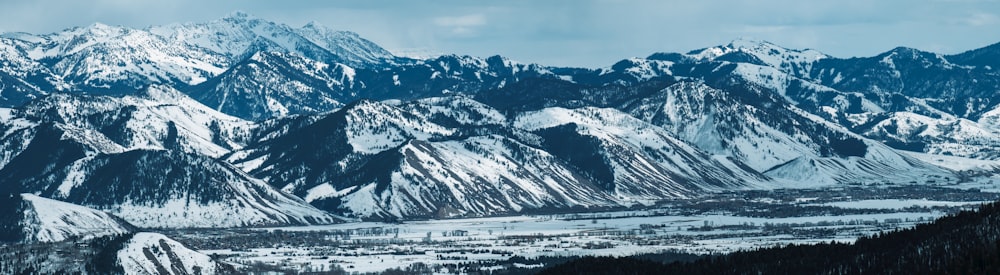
[541,201,1000,274]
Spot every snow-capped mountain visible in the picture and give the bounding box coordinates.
[0,11,394,108]
[850,111,1000,159]
[625,38,1000,120]
[809,46,1000,118]
[188,51,562,120]
[586,39,1000,166]
[0,37,65,106]
[7,22,229,93]
[0,87,336,228]
[149,11,394,69]
[224,96,769,219]
[6,149,339,228]
[295,21,396,67]
[686,38,828,76]
[620,81,952,185]
[187,51,356,120]
[4,85,250,158]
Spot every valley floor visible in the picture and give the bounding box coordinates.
[163,177,1000,274]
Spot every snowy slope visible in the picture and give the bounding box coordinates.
[624,81,827,171]
[189,51,564,120]
[188,51,355,120]
[1,11,393,97]
[0,98,337,228]
[229,100,618,218]
[117,232,233,275]
[336,136,620,218]
[0,108,40,169]
[228,97,773,219]
[295,21,396,67]
[225,99,461,197]
[11,149,338,228]
[515,107,768,195]
[855,111,1000,159]
[686,38,828,76]
[0,37,65,106]
[19,194,134,243]
[621,81,952,185]
[12,23,228,90]
[150,11,393,68]
[9,85,251,158]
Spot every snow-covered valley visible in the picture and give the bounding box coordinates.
[166,182,1000,273]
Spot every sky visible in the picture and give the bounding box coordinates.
[1,0,998,68]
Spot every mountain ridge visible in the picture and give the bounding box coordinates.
[0,13,997,222]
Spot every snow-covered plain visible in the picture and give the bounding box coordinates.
[198,211,943,273]
[182,184,998,273]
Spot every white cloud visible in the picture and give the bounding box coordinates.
[962,12,999,26]
[433,14,486,35]
[433,14,486,27]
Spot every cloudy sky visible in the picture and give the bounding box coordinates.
[1,0,998,67]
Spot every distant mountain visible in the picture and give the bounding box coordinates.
[0,37,65,106]
[473,71,950,185]
[809,47,1000,118]
[0,11,394,104]
[186,51,356,120]
[607,39,1000,161]
[187,52,562,120]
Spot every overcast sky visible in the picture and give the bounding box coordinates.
[1,0,998,68]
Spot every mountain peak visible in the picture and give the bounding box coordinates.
[224,10,253,20]
[889,46,922,54]
[220,10,261,26]
[879,46,939,62]
[82,22,124,36]
[88,22,112,29]
[726,37,776,49]
[675,38,827,76]
[302,20,325,30]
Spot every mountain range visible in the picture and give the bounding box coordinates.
[0,12,998,228]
